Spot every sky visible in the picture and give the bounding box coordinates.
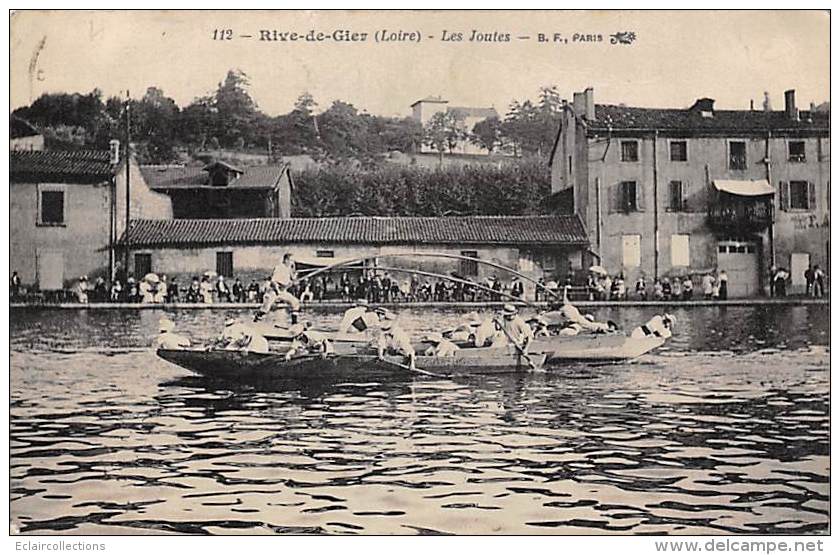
[9,10,830,117]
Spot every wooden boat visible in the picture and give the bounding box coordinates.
[530,333,665,363]
[156,347,546,382]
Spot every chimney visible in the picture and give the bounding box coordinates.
[763,91,772,112]
[750,99,755,111]
[690,98,715,116]
[572,92,586,117]
[784,89,798,120]
[584,87,595,120]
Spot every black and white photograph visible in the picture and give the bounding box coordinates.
[6,8,831,543]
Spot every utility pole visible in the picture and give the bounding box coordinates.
[124,91,131,272]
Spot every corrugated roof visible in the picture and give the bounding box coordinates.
[139,163,288,190]
[588,104,829,134]
[123,215,589,248]
[10,149,112,183]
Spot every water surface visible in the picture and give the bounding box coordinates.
[10,305,830,535]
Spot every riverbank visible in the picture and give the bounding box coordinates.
[10,298,830,310]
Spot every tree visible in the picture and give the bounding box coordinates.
[471,115,503,153]
[424,111,466,163]
[213,69,259,147]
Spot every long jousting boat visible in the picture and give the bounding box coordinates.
[157,347,546,382]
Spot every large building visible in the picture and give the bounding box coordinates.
[138,161,294,219]
[121,215,589,297]
[411,96,498,155]
[10,150,115,289]
[550,88,830,297]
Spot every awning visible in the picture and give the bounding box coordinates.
[713,179,775,197]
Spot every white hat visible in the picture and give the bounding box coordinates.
[584,314,595,322]
[501,304,517,316]
[664,313,676,326]
[224,317,238,327]
[159,318,175,332]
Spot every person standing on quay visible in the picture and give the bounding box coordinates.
[718,270,728,300]
[702,272,715,300]
[813,265,826,297]
[804,266,815,296]
[682,276,693,301]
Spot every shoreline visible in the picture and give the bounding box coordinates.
[9,298,830,310]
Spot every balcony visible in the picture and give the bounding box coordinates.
[707,199,773,231]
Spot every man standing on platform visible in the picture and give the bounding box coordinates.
[255,253,302,324]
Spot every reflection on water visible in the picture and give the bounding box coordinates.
[10,306,829,535]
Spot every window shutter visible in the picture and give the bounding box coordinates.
[636,182,645,211]
[779,181,790,211]
[808,182,816,211]
[682,181,690,212]
[608,183,618,213]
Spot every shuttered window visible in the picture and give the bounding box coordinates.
[622,235,641,268]
[40,190,65,225]
[216,251,233,277]
[668,181,685,211]
[135,253,152,277]
[671,234,690,267]
[787,181,812,210]
[670,141,688,162]
[460,251,479,276]
[620,141,639,162]
[729,141,747,170]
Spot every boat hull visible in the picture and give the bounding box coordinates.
[156,348,545,382]
[532,333,665,363]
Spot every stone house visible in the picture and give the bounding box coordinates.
[550,87,830,297]
[411,96,498,155]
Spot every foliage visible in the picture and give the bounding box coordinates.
[13,70,566,164]
[292,158,550,217]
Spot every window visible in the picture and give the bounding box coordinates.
[620,141,639,162]
[789,181,809,210]
[134,253,152,277]
[622,235,641,268]
[671,234,690,267]
[788,141,806,162]
[460,250,479,276]
[670,141,687,162]
[719,245,727,253]
[39,190,65,225]
[619,181,638,212]
[668,181,685,211]
[729,141,747,170]
[216,251,233,277]
[316,250,335,258]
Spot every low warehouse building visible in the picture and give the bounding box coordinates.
[121,215,589,298]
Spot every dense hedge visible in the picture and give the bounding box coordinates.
[291,158,551,217]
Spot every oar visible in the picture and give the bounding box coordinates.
[496,319,542,372]
[376,356,445,379]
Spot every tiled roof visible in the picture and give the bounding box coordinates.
[10,149,112,183]
[123,215,589,248]
[139,164,288,190]
[587,104,829,134]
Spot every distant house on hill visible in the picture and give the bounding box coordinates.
[411,96,498,155]
[10,116,45,151]
[138,161,295,219]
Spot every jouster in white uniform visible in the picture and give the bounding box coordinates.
[630,314,676,339]
[152,318,191,350]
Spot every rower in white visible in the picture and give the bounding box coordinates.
[153,318,191,350]
[630,313,676,339]
[421,333,460,357]
[338,299,384,334]
[284,322,335,360]
[376,313,416,370]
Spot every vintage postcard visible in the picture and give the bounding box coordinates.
[7,8,830,544]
